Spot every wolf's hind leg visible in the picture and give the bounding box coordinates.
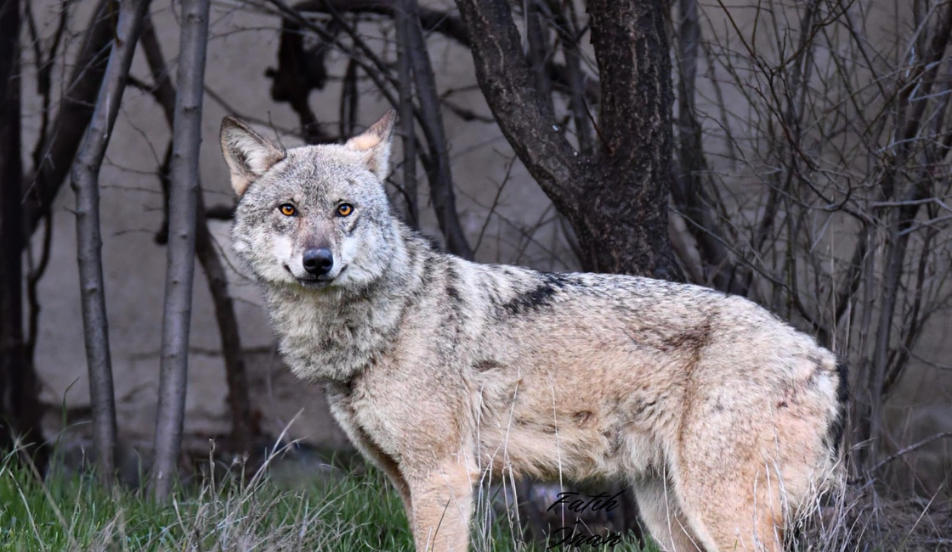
[676,421,786,551]
[677,475,785,552]
[407,460,476,552]
[632,477,704,552]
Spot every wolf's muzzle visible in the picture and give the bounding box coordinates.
[303,248,334,276]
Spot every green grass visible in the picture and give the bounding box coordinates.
[0,451,648,551]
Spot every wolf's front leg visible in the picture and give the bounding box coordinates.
[407,460,476,552]
[324,385,414,522]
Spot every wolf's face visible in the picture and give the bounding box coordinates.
[221,112,398,292]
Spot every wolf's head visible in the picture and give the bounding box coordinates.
[221,111,401,292]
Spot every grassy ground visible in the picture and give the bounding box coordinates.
[7,444,949,551]
[0,450,647,552]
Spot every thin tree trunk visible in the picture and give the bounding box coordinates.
[584,0,682,279]
[0,0,22,455]
[140,19,259,459]
[865,4,952,469]
[70,0,150,486]
[867,193,925,467]
[139,16,177,124]
[2,0,50,472]
[151,0,211,500]
[395,0,418,227]
[404,0,472,259]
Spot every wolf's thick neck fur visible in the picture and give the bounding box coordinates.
[263,220,426,383]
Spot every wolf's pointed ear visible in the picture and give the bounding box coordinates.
[220,117,287,197]
[344,110,396,180]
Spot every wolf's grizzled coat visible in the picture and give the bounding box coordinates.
[221,111,846,552]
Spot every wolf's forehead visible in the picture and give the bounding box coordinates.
[270,150,367,198]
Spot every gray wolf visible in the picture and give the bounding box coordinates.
[220,111,847,552]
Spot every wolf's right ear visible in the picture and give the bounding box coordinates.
[344,110,396,181]
[220,117,286,197]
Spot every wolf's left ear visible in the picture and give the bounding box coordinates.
[220,117,287,196]
[344,110,396,180]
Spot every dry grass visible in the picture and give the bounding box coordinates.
[0,443,648,552]
[0,448,413,551]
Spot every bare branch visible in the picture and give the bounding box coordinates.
[454,0,580,211]
[293,0,470,46]
[338,57,359,140]
[264,9,336,143]
[290,0,599,108]
[546,0,593,156]
[525,1,555,119]
[865,432,952,479]
[139,15,177,126]
[263,0,402,113]
[24,0,113,240]
[24,0,71,172]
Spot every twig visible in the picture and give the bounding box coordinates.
[852,432,952,484]
[546,0,592,155]
[671,0,734,293]
[338,57,359,140]
[261,0,402,112]
[24,0,71,172]
[474,155,517,254]
[441,101,494,123]
[291,0,471,46]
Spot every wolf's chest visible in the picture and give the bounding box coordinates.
[266,290,403,382]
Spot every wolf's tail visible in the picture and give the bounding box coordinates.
[827,360,850,458]
[789,359,850,541]
[816,359,850,498]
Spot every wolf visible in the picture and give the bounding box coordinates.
[220,110,847,552]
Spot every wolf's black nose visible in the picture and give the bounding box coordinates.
[303,248,334,276]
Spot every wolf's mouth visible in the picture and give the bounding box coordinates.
[296,278,331,289]
[285,265,346,289]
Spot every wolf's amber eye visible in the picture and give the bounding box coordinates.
[337,203,353,217]
[279,204,296,216]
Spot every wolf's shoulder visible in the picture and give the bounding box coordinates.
[443,259,737,317]
[469,261,725,300]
